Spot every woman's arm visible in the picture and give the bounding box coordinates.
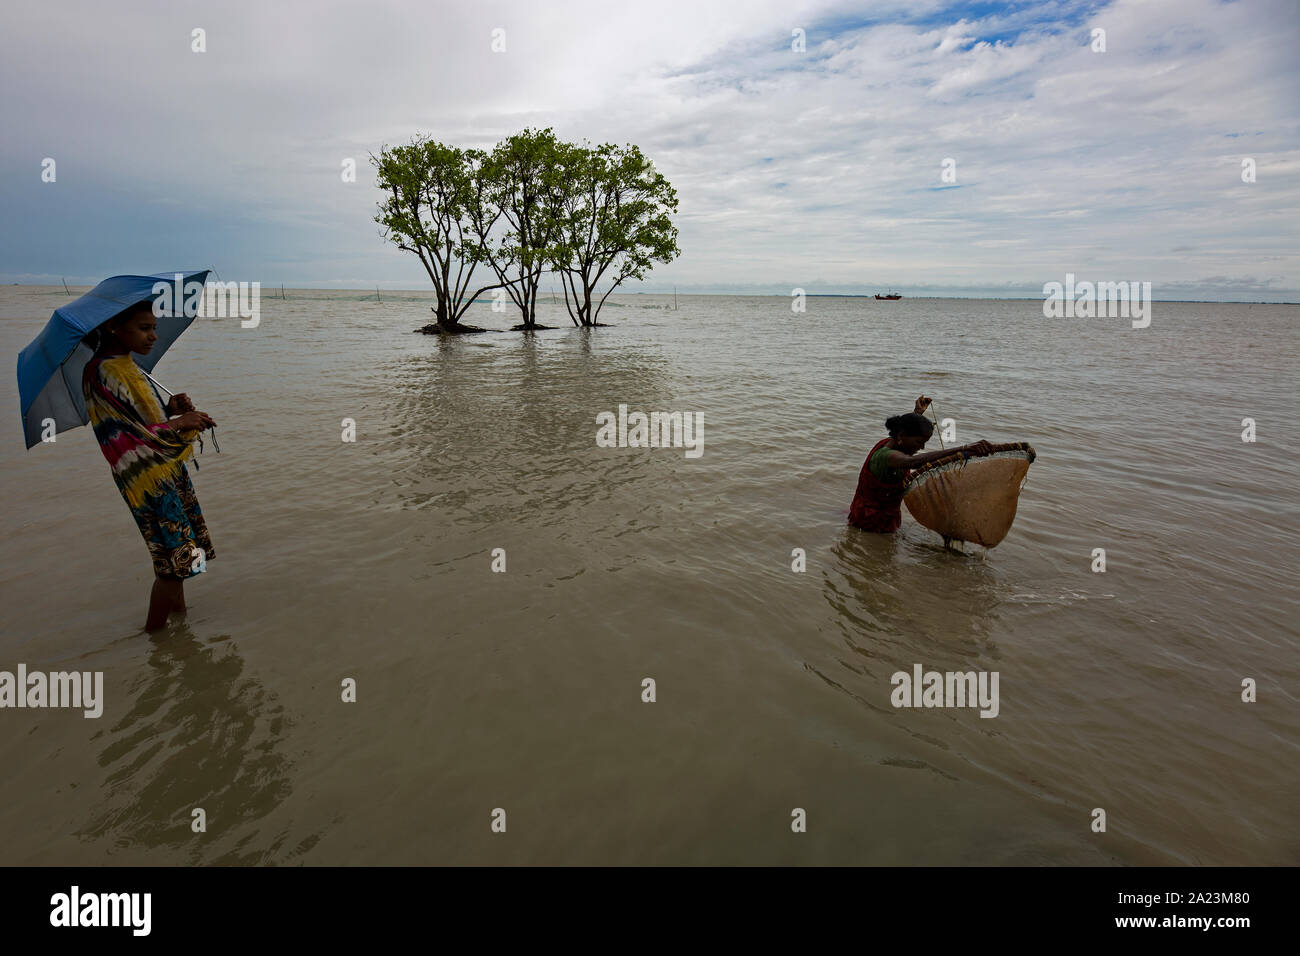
[165,411,215,432]
[883,440,994,470]
[150,410,214,443]
[165,392,195,415]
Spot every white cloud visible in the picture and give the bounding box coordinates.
[0,0,1296,297]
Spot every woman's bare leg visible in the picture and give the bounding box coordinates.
[172,579,187,615]
[146,577,184,632]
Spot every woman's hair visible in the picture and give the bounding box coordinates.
[83,325,109,353]
[84,299,155,353]
[885,412,934,439]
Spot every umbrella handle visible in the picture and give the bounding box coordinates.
[143,367,217,453]
[141,367,184,415]
[142,368,191,422]
[141,368,173,398]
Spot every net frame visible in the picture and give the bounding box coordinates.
[903,442,1036,493]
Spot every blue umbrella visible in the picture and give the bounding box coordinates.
[16,270,211,449]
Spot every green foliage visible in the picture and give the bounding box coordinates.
[547,140,680,326]
[469,128,568,327]
[373,129,680,330]
[372,137,502,327]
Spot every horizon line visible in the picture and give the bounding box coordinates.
[5,282,1297,306]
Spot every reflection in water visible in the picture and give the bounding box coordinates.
[77,622,312,864]
[814,528,1004,733]
[825,528,1001,656]
[1,290,1289,865]
[377,330,676,526]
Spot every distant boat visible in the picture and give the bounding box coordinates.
[874,291,902,300]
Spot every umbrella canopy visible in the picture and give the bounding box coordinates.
[16,270,210,449]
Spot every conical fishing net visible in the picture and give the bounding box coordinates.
[903,442,1036,547]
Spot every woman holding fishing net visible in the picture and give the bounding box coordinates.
[849,396,1035,547]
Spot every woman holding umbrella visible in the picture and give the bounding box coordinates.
[82,299,217,631]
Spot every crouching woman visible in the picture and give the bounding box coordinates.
[849,396,992,533]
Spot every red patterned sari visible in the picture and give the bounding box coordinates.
[848,438,908,533]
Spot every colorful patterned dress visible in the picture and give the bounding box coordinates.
[82,354,215,579]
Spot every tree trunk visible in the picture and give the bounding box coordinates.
[436,298,456,328]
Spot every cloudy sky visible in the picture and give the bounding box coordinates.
[2,0,1297,299]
